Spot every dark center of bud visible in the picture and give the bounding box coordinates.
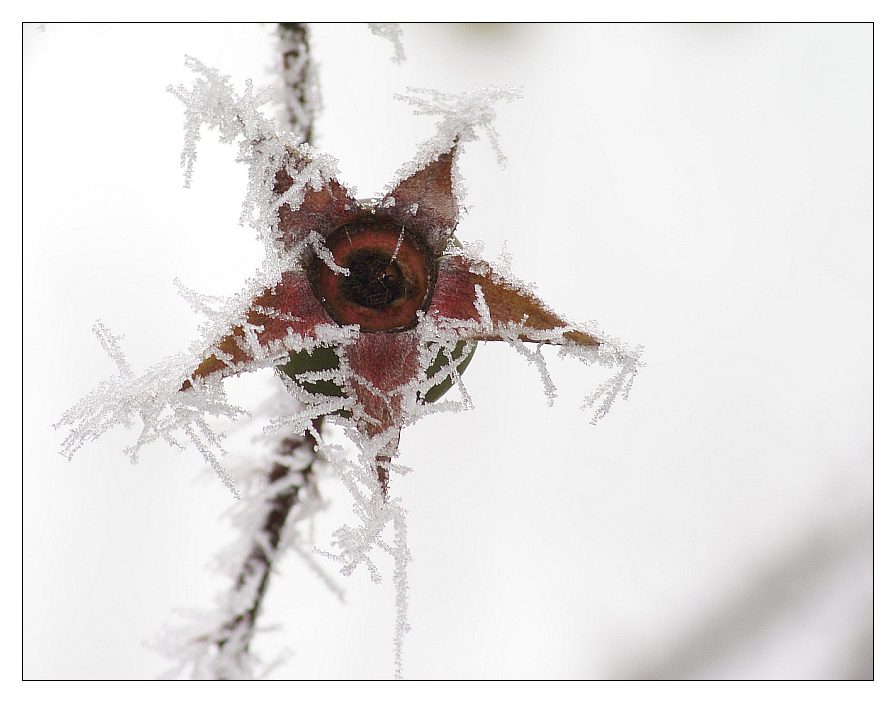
[308,221,436,333]
[340,250,415,310]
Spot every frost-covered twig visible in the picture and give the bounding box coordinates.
[157,414,335,679]
[275,23,319,143]
[213,421,324,675]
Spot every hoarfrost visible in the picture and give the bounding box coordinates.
[299,414,413,678]
[55,322,246,498]
[389,227,405,263]
[395,85,521,169]
[168,56,347,254]
[305,230,350,275]
[173,278,231,318]
[563,331,644,423]
[92,320,132,378]
[384,86,521,207]
[167,56,277,189]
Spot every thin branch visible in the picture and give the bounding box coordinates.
[213,418,325,662]
[276,22,319,143]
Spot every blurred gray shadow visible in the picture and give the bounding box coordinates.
[606,504,872,680]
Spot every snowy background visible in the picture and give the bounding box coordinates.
[23,23,871,679]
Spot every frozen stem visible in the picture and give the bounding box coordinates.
[276,22,319,143]
[212,419,324,671]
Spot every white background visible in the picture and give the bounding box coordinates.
[23,23,871,679]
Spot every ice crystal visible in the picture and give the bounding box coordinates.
[305,230,350,276]
[55,322,246,498]
[393,86,522,175]
[168,56,347,254]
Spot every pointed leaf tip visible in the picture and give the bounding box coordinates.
[383,145,459,254]
[275,149,360,250]
[430,257,602,347]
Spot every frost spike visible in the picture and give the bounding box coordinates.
[430,257,602,347]
[383,145,458,254]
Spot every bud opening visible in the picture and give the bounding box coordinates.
[308,220,436,332]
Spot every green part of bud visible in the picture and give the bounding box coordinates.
[421,340,477,404]
[277,339,478,410]
[277,346,350,417]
